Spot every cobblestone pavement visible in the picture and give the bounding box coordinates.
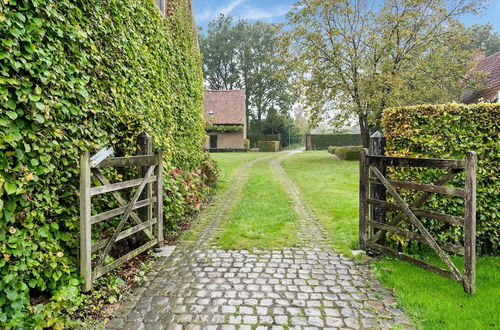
[107,152,412,329]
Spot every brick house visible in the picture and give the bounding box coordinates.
[461,51,500,104]
[203,90,247,151]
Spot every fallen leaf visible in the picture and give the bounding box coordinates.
[57,251,64,257]
[25,173,34,182]
[8,227,16,234]
[3,254,10,261]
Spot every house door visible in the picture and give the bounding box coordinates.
[210,135,218,149]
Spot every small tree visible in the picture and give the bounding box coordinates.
[282,0,484,147]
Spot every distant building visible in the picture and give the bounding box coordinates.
[461,51,500,104]
[203,90,247,151]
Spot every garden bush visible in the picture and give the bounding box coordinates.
[0,0,210,327]
[334,146,363,160]
[327,146,338,154]
[382,103,499,255]
[243,139,250,151]
[258,141,280,152]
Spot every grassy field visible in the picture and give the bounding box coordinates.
[211,152,268,190]
[216,158,299,250]
[281,150,499,330]
[281,151,359,255]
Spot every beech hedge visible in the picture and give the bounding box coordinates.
[258,141,280,152]
[382,103,499,255]
[0,0,207,327]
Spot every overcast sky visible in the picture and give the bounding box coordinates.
[193,0,500,33]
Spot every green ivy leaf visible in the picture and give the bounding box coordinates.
[4,182,17,195]
[6,111,18,120]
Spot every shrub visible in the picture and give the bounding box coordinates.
[382,103,499,255]
[334,146,363,160]
[0,0,206,326]
[327,146,338,154]
[308,134,361,150]
[258,141,280,152]
[243,139,250,151]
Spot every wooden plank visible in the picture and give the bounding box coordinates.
[91,197,156,224]
[137,133,153,241]
[371,169,462,243]
[367,199,465,226]
[96,155,158,168]
[367,220,464,255]
[464,151,477,294]
[368,155,466,169]
[359,148,369,249]
[96,165,156,269]
[369,132,387,243]
[370,166,464,283]
[366,241,458,281]
[80,151,92,292]
[89,175,157,196]
[91,218,158,253]
[90,147,114,168]
[93,239,158,280]
[92,170,155,240]
[155,149,164,248]
[368,177,465,197]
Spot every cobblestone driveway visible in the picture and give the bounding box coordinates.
[107,152,412,329]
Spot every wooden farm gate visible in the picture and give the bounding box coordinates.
[359,132,477,294]
[79,133,163,292]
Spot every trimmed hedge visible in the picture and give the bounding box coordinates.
[382,103,499,255]
[258,141,280,152]
[308,134,361,150]
[0,0,206,327]
[327,146,338,154]
[249,134,281,148]
[331,146,362,160]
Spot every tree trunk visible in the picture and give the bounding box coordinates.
[359,115,369,148]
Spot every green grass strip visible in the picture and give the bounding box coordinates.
[281,151,359,254]
[217,159,299,250]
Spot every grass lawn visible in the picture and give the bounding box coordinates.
[281,151,359,255]
[211,152,268,190]
[282,150,499,329]
[217,158,300,250]
[374,256,499,329]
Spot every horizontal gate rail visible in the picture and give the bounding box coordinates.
[359,132,477,294]
[80,133,163,292]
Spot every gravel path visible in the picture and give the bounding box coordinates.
[106,152,412,329]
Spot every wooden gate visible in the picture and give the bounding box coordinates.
[359,136,477,294]
[79,134,163,292]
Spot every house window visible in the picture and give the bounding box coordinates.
[156,0,166,15]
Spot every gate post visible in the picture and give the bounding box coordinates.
[80,151,92,292]
[359,148,369,249]
[369,131,386,242]
[464,151,477,294]
[137,132,153,238]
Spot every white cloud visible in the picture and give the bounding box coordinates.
[195,0,289,25]
[239,5,289,21]
[196,0,246,23]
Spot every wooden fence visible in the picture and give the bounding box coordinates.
[80,133,163,292]
[359,132,477,294]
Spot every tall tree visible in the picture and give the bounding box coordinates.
[465,23,500,56]
[282,0,484,147]
[199,15,295,129]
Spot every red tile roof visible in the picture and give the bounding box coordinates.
[461,51,500,104]
[204,90,246,125]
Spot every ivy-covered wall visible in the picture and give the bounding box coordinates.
[0,0,205,326]
[382,103,499,255]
